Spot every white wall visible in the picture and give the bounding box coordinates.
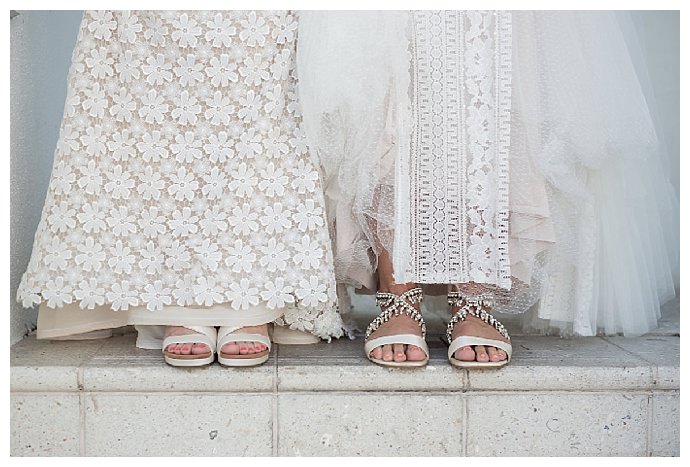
[8,10,680,344]
[616,10,680,197]
[10,11,83,344]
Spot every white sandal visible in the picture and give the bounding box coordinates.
[270,324,320,344]
[364,288,429,368]
[162,326,217,367]
[217,326,271,367]
[446,292,512,368]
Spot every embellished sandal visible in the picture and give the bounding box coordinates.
[162,326,217,367]
[364,288,429,368]
[446,292,512,368]
[217,326,271,367]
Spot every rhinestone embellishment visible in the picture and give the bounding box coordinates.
[446,291,510,343]
[365,288,426,339]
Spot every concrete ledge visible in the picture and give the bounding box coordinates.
[11,329,680,456]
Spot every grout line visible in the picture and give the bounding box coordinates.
[10,388,678,397]
[600,336,658,386]
[78,393,85,456]
[462,393,468,457]
[272,344,279,457]
[462,369,469,455]
[600,336,655,365]
[646,393,654,456]
[77,365,86,455]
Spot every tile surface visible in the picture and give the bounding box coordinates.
[466,393,649,456]
[83,334,275,392]
[278,393,464,456]
[605,336,680,389]
[11,336,105,391]
[277,337,464,391]
[468,336,652,391]
[651,392,680,456]
[651,294,680,336]
[11,395,80,456]
[83,394,273,456]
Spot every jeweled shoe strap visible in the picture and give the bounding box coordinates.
[446,292,510,343]
[366,288,426,340]
[376,287,424,308]
[447,291,494,309]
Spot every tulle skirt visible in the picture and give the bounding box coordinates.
[298,10,678,336]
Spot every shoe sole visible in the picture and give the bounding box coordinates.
[164,353,215,367]
[448,357,509,369]
[218,350,270,367]
[367,357,429,368]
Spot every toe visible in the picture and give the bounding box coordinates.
[381,344,393,362]
[370,345,383,360]
[455,345,476,361]
[222,342,240,355]
[474,345,489,362]
[239,343,249,355]
[406,345,426,362]
[487,346,501,362]
[392,343,406,362]
[180,343,192,355]
[192,343,209,355]
[497,349,508,361]
[173,343,184,355]
[246,342,256,354]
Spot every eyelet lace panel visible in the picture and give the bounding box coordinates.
[397,11,512,287]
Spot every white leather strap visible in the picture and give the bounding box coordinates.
[162,326,217,350]
[364,334,429,357]
[217,326,271,350]
[448,336,512,361]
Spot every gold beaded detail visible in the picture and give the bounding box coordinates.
[365,288,426,340]
[446,291,510,343]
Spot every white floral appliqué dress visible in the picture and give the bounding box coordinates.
[16,10,345,345]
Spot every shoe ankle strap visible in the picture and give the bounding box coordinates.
[366,287,426,340]
[446,291,509,343]
[376,287,423,307]
[447,291,494,308]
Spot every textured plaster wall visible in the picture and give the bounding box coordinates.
[629,11,680,195]
[8,11,680,344]
[10,11,84,344]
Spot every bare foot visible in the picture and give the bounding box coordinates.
[451,314,509,363]
[366,288,426,363]
[163,326,212,356]
[219,324,269,355]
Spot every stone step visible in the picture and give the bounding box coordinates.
[11,323,679,456]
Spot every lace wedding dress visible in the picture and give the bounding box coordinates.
[298,11,678,336]
[16,10,345,346]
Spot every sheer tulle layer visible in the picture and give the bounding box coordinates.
[512,12,677,335]
[298,11,678,336]
[298,11,411,290]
